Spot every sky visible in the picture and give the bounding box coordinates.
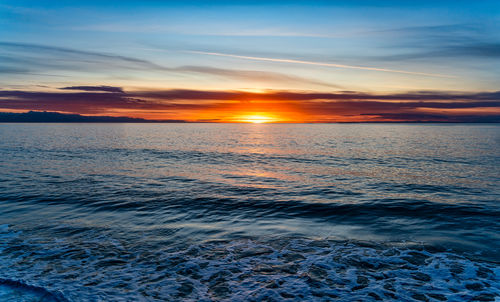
[1,0,499,122]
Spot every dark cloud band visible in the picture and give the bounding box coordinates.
[0,87,498,122]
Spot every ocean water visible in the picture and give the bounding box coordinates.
[0,123,499,301]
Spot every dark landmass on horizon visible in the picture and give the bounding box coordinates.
[0,111,499,123]
[0,111,185,123]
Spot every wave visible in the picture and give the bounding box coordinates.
[0,234,498,301]
[0,278,68,302]
[2,191,498,222]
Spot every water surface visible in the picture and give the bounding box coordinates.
[0,123,499,301]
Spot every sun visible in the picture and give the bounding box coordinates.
[236,114,277,123]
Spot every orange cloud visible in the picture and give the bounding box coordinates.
[1,87,499,122]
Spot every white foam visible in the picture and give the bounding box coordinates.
[0,235,498,301]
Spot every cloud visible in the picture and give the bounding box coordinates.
[129,89,500,102]
[0,67,31,74]
[72,22,335,38]
[0,41,171,71]
[360,113,500,123]
[188,51,454,78]
[0,91,139,114]
[0,42,340,88]
[60,86,125,93]
[299,100,500,117]
[375,23,484,38]
[378,43,500,61]
[370,23,500,61]
[0,87,498,121]
[173,65,342,88]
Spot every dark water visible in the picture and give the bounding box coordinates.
[0,123,499,301]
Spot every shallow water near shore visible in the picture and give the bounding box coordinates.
[0,123,499,301]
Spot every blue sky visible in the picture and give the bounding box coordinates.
[0,1,499,121]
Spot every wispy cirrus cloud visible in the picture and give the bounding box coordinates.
[377,43,500,61]
[73,22,335,38]
[188,51,455,78]
[0,42,166,70]
[368,23,500,61]
[172,65,342,88]
[0,42,339,88]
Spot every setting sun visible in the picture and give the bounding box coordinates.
[237,114,277,123]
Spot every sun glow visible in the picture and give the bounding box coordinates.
[236,114,278,123]
[190,101,307,123]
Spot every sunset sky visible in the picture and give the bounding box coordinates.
[1,0,499,122]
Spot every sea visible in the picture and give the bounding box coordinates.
[0,123,499,301]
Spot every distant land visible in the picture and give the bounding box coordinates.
[0,111,499,123]
[0,111,185,123]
